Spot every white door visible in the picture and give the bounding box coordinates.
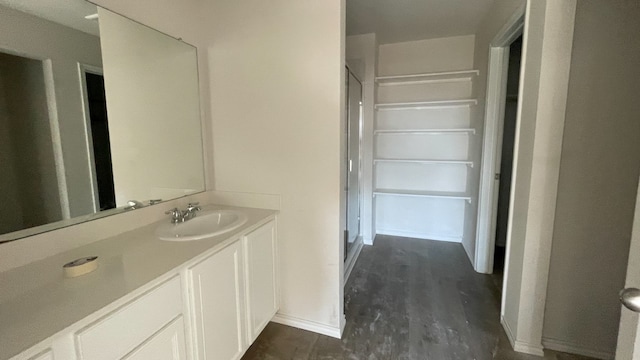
[244,221,278,342]
[616,178,640,359]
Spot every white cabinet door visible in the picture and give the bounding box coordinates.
[188,241,246,360]
[244,220,278,342]
[123,317,187,360]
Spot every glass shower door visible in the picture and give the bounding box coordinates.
[345,69,362,260]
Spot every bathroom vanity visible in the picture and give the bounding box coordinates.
[0,205,278,360]
[1,2,281,358]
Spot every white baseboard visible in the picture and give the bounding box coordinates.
[514,340,545,357]
[363,236,374,246]
[501,316,545,356]
[376,229,462,243]
[344,238,364,283]
[542,337,614,360]
[272,313,342,339]
[502,316,517,348]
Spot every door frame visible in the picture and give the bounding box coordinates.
[78,63,104,213]
[495,0,577,355]
[475,8,525,274]
[344,64,365,281]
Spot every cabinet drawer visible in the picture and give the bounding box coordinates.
[75,276,182,360]
[122,316,186,360]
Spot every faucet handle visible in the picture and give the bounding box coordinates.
[165,208,183,223]
[187,202,201,211]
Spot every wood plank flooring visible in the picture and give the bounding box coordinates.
[242,235,596,360]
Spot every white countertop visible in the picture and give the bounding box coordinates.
[0,204,277,360]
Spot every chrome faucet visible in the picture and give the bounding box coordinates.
[184,202,201,221]
[165,202,201,224]
[165,208,183,224]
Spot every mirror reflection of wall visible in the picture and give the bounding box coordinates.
[0,52,60,234]
[99,8,204,207]
[0,1,205,242]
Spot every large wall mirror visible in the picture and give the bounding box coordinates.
[0,0,206,243]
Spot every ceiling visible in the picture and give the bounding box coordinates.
[0,0,99,36]
[346,0,494,44]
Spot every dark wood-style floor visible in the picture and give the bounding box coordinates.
[242,235,595,360]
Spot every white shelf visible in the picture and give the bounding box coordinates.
[375,99,477,110]
[374,128,476,135]
[374,158,474,167]
[374,189,472,203]
[375,70,479,86]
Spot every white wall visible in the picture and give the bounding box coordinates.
[346,33,377,245]
[542,1,640,358]
[378,35,475,76]
[93,0,201,45]
[499,0,576,355]
[203,0,346,334]
[0,5,103,219]
[99,8,204,206]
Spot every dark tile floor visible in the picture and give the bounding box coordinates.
[242,235,596,360]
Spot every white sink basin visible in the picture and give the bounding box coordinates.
[156,209,248,241]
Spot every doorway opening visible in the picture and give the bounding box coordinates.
[475,10,525,276]
[493,35,522,276]
[80,67,116,212]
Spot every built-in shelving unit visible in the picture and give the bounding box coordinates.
[373,158,474,167]
[374,128,476,135]
[375,99,477,110]
[373,69,480,242]
[375,70,479,85]
[374,189,472,203]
